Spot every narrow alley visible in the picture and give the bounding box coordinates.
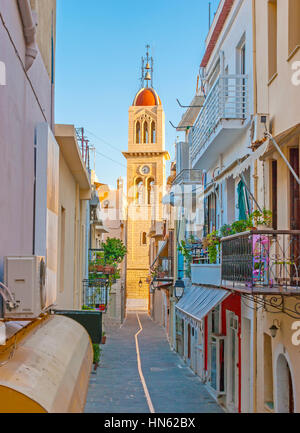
[85,313,223,413]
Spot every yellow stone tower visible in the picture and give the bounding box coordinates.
[123,47,170,311]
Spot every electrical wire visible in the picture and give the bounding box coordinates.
[85,129,123,154]
[94,149,127,169]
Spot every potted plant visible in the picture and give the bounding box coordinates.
[93,344,101,371]
[101,332,106,344]
[219,224,234,237]
[248,209,272,230]
[231,219,249,234]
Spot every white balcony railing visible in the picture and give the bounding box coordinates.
[191,74,248,162]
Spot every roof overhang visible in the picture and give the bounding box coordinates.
[55,124,91,199]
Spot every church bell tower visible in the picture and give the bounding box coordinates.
[123,46,170,311]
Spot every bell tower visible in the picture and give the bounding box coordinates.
[123,46,170,311]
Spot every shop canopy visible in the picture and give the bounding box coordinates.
[175,285,229,322]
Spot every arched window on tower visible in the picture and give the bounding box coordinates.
[136,121,141,143]
[150,121,156,143]
[135,178,144,204]
[147,178,155,205]
[143,121,149,143]
[141,232,147,245]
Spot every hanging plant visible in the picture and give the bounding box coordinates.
[204,231,221,264]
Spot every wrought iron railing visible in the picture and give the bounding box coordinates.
[192,74,248,162]
[89,248,104,262]
[83,279,110,311]
[190,243,220,265]
[221,230,300,291]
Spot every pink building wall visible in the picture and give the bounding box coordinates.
[0,1,53,280]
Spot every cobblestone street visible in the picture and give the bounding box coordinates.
[85,313,223,413]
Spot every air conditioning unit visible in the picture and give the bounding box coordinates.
[4,256,50,319]
[250,114,269,145]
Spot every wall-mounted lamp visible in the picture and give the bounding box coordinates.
[138,277,150,289]
[269,319,281,338]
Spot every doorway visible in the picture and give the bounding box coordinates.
[276,354,294,413]
[227,311,239,412]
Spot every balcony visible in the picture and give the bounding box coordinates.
[190,243,221,286]
[221,230,300,295]
[191,74,249,169]
[82,279,110,312]
[172,169,204,186]
[152,257,174,282]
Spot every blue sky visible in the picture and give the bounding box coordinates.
[55,0,220,187]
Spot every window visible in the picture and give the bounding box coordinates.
[135,178,144,204]
[289,0,300,55]
[143,121,149,143]
[141,232,147,245]
[207,193,217,233]
[135,121,141,143]
[268,0,277,80]
[147,178,155,205]
[150,121,156,143]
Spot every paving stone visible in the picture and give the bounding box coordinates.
[84,313,223,413]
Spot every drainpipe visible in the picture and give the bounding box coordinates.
[17,0,38,71]
[252,0,257,115]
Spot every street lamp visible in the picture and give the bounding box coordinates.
[174,278,185,300]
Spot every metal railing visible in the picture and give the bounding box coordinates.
[191,243,220,265]
[192,74,248,162]
[221,230,300,291]
[89,248,104,262]
[172,169,204,185]
[83,279,109,311]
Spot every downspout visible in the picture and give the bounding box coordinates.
[17,0,38,71]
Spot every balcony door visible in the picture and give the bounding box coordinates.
[289,147,300,284]
[236,36,246,119]
[289,147,300,230]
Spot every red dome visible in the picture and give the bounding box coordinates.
[133,88,161,106]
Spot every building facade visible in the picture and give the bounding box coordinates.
[0,0,92,412]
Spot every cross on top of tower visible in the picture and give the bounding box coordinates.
[141,44,154,89]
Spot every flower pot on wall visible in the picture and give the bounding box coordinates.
[101,335,106,344]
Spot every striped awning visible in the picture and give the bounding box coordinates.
[175,285,229,322]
